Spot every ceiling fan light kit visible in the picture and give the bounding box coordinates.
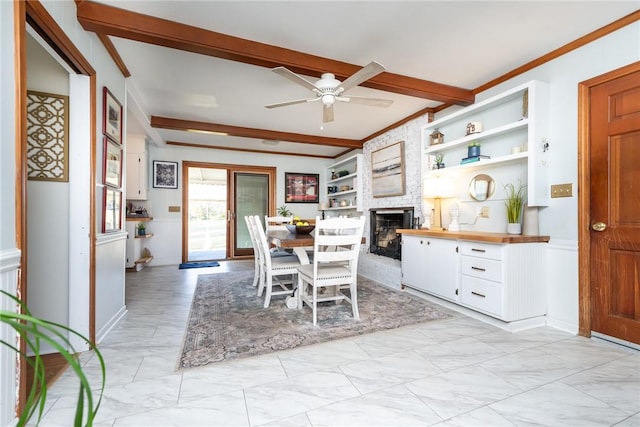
[266,61,393,123]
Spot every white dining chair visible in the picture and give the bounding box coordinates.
[251,215,301,308]
[296,215,366,325]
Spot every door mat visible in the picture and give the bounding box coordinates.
[178,261,220,269]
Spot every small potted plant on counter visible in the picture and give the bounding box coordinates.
[504,182,527,234]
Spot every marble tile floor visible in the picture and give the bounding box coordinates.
[38,261,639,426]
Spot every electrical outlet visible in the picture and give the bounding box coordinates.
[551,183,573,198]
[480,206,490,218]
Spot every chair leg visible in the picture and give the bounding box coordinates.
[297,275,305,310]
[350,281,359,320]
[312,283,318,326]
[252,261,259,287]
[263,275,273,308]
[257,266,265,296]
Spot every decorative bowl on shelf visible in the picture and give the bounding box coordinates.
[295,225,315,234]
[285,224,297,233]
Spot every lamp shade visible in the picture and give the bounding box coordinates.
[423,176,454,199]
[319,202,328,210]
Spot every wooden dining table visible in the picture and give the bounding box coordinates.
[266,229,314,264]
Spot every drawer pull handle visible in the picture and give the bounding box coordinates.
[471,291,486,298]
[471,248,486,253]
[471,266,486,272]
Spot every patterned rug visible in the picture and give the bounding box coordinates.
[178,270,453,369]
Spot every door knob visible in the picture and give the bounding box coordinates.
[591,222,607,231]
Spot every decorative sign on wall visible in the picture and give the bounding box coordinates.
[371,140,405,198]
[26,90,69,181]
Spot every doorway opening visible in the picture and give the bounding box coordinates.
[187,167,227,261]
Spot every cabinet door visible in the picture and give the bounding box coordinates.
[423,238,459,302]
[126,151,147,200]
[401,235,426,289]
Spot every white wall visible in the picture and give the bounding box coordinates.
[359,22,640,334]
[141,144,333,265]
[37,0,129,344]
[26,33,71,338]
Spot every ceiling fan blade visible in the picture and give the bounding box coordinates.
[340,95,393,108]
[323,104,334,123]
[271,67,318,92]
[265,97,318,109]
[337,61,386,94]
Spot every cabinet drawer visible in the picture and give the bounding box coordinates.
[459,241,503,260]
[460,276,503,317]
[460,256,502,282]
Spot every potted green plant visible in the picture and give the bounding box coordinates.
[434,153,445,169]
[277,205,292,217]
[1,290,105,426]
[136,222,146,236]
[504,182,527,234]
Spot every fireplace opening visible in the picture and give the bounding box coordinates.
[369,208,414,260]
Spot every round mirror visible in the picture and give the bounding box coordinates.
[469,174,496,201]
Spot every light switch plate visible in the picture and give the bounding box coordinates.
[551,183,572,198]
[168,206,181,212]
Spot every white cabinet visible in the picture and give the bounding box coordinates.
[325,154,363,215]
[459,240,546,321]
[401,234,459,302]
[126,150,148,200]
[400,231,548,323]
[421,80,550,206]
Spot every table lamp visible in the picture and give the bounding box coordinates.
[318,202,328,219]
[423,176,454,231]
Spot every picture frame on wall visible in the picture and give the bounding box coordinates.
[102,187,122,233]
[285,172,319,203]
[371,140,405,198]
[153,160,179,189]
[103,87,122,144]
[103,137,122,188]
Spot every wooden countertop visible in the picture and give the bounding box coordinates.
[397,229,550,244]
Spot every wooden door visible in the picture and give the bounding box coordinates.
[587,66,640,345]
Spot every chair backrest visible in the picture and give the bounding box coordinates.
[252,215,274,268]
[312,215,366,277]
[245,215,260,253]
[265,215,293,231]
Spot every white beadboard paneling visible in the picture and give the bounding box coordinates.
[503,243,547,321]
[545,239,579,334]
[1,249,21,427]
[95,233,127,344]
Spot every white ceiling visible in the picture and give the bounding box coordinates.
[99,1,639,158]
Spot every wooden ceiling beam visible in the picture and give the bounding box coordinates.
[76,1,474,105]
[150,116,363,149]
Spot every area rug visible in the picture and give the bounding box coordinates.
[178,261,220,269]
[178,270,453,369]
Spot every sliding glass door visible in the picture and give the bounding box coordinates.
[182,161,276,261]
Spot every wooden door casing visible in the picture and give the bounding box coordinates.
[579,62,640,345]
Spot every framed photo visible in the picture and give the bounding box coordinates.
[103,87,122,144]
[285,172,319,203]
[371,140,405,198]
[153,160,179,189]
[103,137,122,188]
[102,187,122,233]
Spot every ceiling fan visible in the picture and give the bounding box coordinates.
[265,61,393,123]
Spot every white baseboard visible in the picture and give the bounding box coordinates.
[96,305,127,345]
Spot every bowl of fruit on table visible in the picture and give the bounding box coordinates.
[285,217,315,234]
